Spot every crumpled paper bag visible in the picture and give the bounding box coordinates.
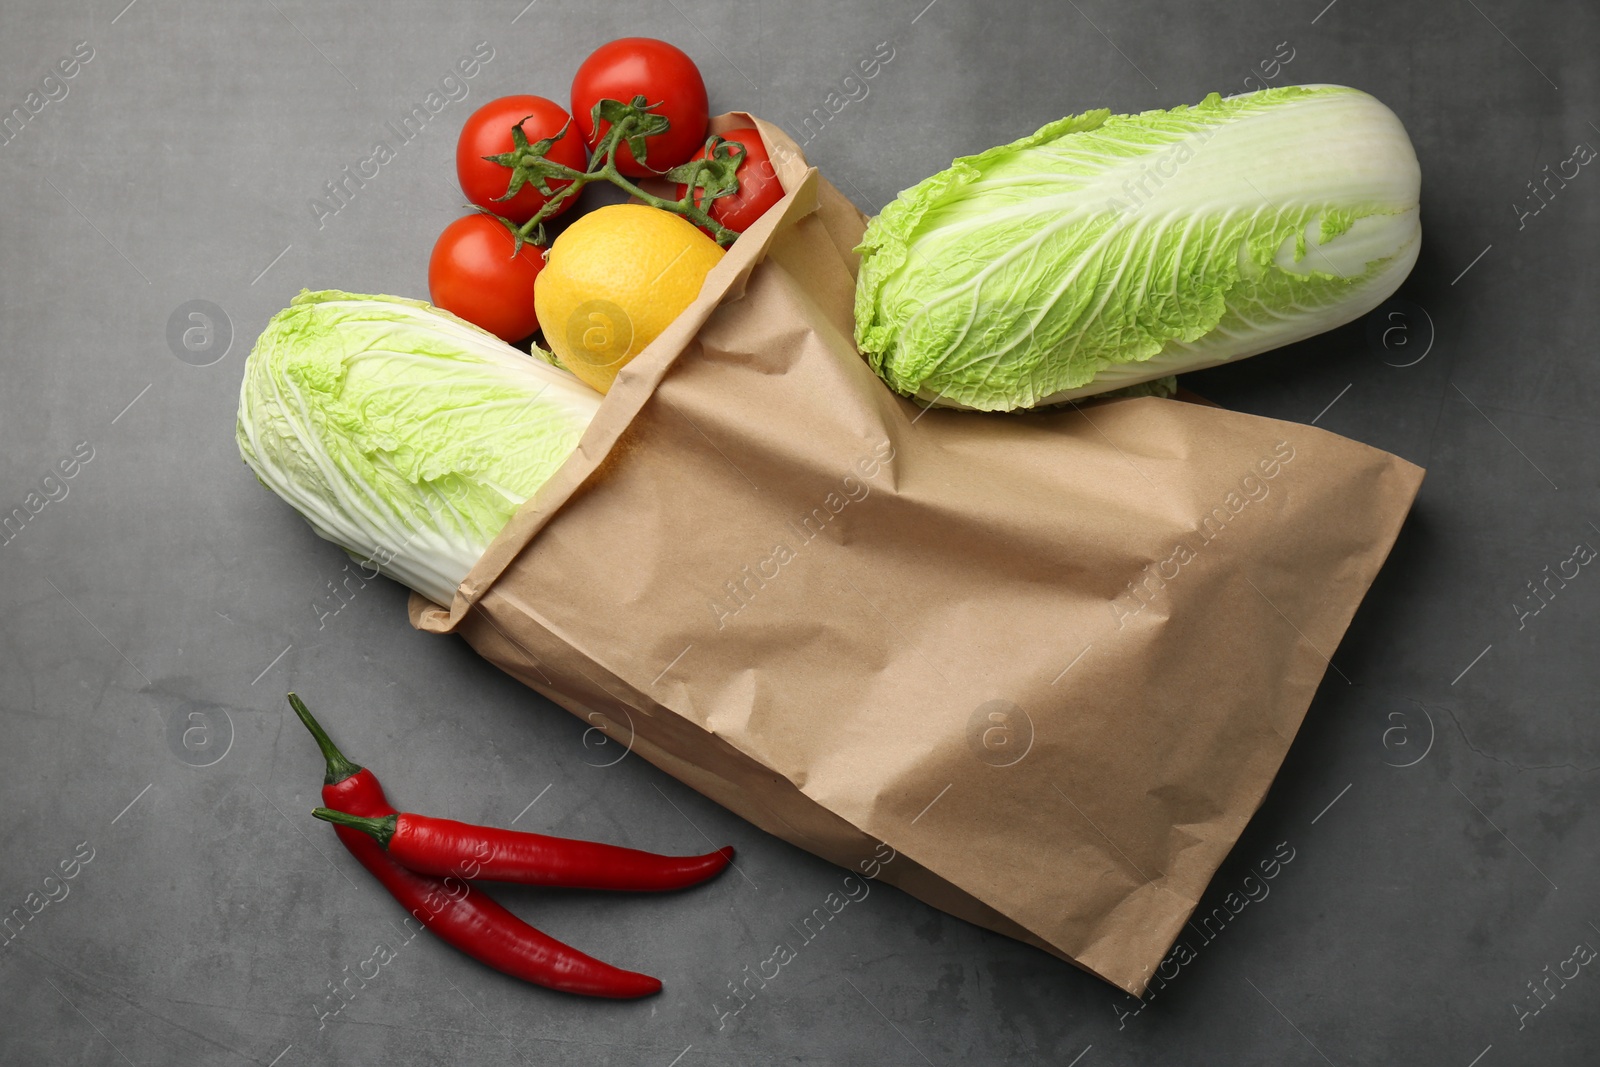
[410,113,1423,994]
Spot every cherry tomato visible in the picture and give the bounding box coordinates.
[674,129,785,236]
[428,215,544,343]
[456,95,588,224]
[571,38,708,177]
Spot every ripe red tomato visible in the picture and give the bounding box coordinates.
[571,38,708,177]
[675,128,785,236]
[428,215,544,343]
[456,95,588,224]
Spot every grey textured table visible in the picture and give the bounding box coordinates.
[2,1,1595,1064]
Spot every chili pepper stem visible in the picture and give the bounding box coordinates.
[287,693,363,786]
[314,807,399,847]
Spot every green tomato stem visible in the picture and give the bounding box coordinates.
[507,109,743,248]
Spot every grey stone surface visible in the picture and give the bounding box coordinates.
[1,1,1596,1064]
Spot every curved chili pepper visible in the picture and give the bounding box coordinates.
[287,694,660,999]
[312,808,735,892]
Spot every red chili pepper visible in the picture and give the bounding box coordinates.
[312,808,735,891]
[287,694,660,999]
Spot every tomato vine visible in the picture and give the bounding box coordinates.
[483,97,747,250]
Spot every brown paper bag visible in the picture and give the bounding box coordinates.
[409,113,1423,994]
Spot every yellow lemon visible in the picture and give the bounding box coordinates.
[536,204,725,393]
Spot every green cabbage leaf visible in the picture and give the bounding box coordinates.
[236,290,601,605]
[854,85,1422,410]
